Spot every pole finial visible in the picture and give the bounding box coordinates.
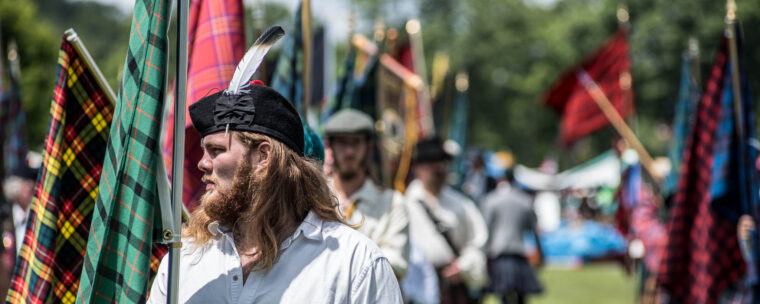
[688,37,699,58]
[726,0,737,21]
[616,4,630,24]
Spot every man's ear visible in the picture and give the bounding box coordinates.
[255,141,272,167]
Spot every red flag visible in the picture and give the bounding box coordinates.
[543,29,634,146]
[162,0,246,211]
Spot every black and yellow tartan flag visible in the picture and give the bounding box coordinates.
[75,0,170,302]
[6,36,114,304]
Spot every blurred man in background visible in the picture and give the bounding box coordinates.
[324,109,410,279]
[480,171,544,304]
[405,137,488,304]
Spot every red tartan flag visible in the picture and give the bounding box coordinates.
[543,29,634,146]
[162,0,246,211]
[657,29,749,304]
[6,36,114,304]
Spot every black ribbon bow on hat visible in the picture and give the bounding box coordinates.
[213,94,256,127]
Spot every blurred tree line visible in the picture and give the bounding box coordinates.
[360,0,760,168]
[2,0,759,168]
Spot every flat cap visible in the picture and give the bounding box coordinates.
[323,109,375,137]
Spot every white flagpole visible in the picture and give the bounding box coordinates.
[167,0,188,302]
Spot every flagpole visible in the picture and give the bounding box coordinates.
[406,19,434,136]
[725,0,751,215]
[167,0,188,302]
[64,29,118,104]
[301,0,312,117]
[725,0,744,142]
[577,71,661,184]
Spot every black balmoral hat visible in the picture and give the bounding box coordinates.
[413,137,453,164]
[189,85,305,155]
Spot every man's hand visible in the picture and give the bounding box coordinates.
[441,261,462,284]
[738,215,756,241]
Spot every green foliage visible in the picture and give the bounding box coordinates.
[1,0,57,150]
[1,0,129,150]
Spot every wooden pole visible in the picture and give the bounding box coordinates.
[576,70,661,183]
[394,85,419,192]
[725,0,752,214]
[726,0,744,141]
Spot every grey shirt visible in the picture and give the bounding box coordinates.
[480,185,537,257]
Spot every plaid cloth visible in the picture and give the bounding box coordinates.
[5,37,114,304]
[657,34,747,304]
[664,53,700,198]
[162,0,246,211]
[271,2,325,161]
[76,0,170,302]
[447,91,468,183]
[272,2,305,115]
[542,29,634,147]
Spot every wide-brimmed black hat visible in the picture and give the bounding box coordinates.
[413,137,453,164]
[189,84,305,155]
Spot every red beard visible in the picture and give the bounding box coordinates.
[199,159,255,226]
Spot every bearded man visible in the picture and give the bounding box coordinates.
[148,83,402,303]
[324,109,409,279]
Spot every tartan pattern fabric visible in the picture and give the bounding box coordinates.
[271,2,325,161]
[320,49,356,123]
[162,0,245,211]
[664,53,700,198]
[272,2,304,114]
[447,91,468,182]
[657,35,746,304]
[76,0,170,302]
[543,29,634,147]
[6,37,114,304]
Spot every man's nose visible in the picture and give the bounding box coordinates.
[198,152,212,173]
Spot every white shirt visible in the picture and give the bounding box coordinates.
[148,211,403,303]
[12,204,27,256]
[401,241,439,304]
[404,180,489,288]
[335,179,409,279]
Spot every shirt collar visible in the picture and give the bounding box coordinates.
[205,210,324,246]
[206,221,229,237]
[294,210,323,241]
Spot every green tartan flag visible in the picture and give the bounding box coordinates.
[75,0,170,303]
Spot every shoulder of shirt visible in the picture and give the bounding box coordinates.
[320,220,387,261]
[442,186,475,206]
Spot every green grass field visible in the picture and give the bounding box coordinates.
[484,263,637,304]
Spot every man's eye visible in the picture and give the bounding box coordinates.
[209,148,223,157]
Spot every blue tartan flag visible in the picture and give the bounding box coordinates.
[664,53,699,198]
[271,1,324,161]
